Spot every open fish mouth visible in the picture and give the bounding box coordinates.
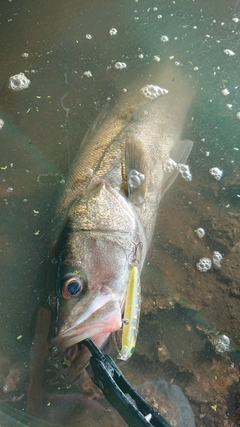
[49,332,111,384]
[48,299,122,380]
[51,298,122,355]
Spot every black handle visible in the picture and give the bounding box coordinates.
[81,339,173,427]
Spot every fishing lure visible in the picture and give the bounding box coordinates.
[118,266,141,361]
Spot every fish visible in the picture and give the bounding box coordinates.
[48,62,194,380]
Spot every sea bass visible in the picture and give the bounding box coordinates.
[49,63,194,379]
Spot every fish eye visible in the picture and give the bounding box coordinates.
[62,275,84,299]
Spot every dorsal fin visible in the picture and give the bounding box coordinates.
[124,134,147,200]
[161,139,193,197]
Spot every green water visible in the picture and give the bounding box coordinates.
[0,0,240,425]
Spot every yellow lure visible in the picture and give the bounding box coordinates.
[117,266,141,361]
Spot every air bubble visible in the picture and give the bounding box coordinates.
[115,62,127,69]
[177,164,192,181]
[83,71,92,77]
[209,167,223,180]
[213,335,230,355]
[163,158,177,174]
[128,169,145,189]
[232,17,239,23]
[196,257,212,272]
[109,28,117,35]
[221,88,230,96]
[6,187,13,193]
[86,34,92,39]
[212,251,223,267]
[153,55,160,62]
[9,73,31,91]
[224,49,235,56]
[0,119,4,130]
[161,35,169,42]
[236,112,240,119]
[141,85,168,99]
[195,228,205,239]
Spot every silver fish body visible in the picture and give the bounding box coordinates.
[49,63,194,378]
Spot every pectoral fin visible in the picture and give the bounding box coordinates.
[124,134,147,199]
[162,139,193,196]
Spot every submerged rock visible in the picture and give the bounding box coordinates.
[137,380,195,427]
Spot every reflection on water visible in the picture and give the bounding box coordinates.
[0,0,240,426]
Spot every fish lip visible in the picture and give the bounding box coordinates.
[57,286,115,337]
[52,325,108,353]
[51,298,122,353]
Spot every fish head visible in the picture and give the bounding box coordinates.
[50,181,144,375]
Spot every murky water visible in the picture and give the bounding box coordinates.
[1,0,240,425]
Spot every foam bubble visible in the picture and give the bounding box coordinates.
[115,62,127,69]
[163,158,177,174]
[214,335,230,355]
[178,164,192,181]
[212,251,223,267]
[6,187,13,193]
[9,73,31,91]
[86,34,92,39]
[128,169,145,189]
[236,112,240,119]
[161,35,169,42]
[153,55,160,62]
[109,28,117,35]
[209,167,223,180]
[224,49,235,56]
[141,85,168,99]
[195,228,205,239]
[0,119,4,130]
[83,71,92,77]
[221,88,230,96]
[196,257,212,272]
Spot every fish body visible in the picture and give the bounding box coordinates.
[49,63,194,377]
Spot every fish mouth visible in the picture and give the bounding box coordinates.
[51,297,122,354]
[49,298,122,379]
